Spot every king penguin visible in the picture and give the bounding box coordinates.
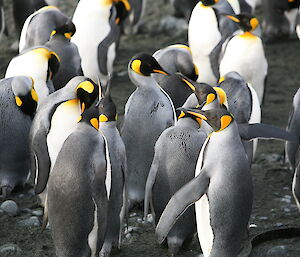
[293,149,300,211]
[98,83,127,257]
[0,0,8,42]
[156,108,253,257]
[45,20,83,90]
[144,94,206,256]
[123,0,146,34]
[5,46,60,103]
[226,0,253,14]
[152,44,198,112]
[170,0,198,20]
[30,76,99,196]
[121,53,176,209]
[219,13,268,104]
[47,106,111,257]
[0,76,38,197]
[188,0,237,84]
[71,0,131,85]
[18,5,70,53]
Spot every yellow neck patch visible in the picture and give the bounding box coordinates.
[76,81,95,94]
[115,0,131,11]
[182,78,195,91]
[50,30,56,37]
[15,96,22,107]
[131,59,143,75]
[33,48,60,62]
[239,31,257,39]
[101,0,113,6]
[170,44,191,54]
[90,118,99,130]
[194,64,199,76]
[31,89,38,102]
[99,114,109,122]
[178,111,185,119]
[213,87,227,105]
[216,115,232,132]
[196,118,202,126]
[77,115,82,123]
[206,93,216,105]
[218,76,225,83]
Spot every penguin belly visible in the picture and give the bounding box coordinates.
[220,35,267,104]
[46,99,81,169]
[188,5,221,85]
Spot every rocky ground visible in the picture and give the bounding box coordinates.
[0,0,300,257]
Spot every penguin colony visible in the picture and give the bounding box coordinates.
[0,0,300,256]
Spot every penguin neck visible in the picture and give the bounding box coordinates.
[239,31,257,39]
[51,34,70,42]
[99,121,117,129]
[177,117,200,129]
[202,100,220,111]
[129,71,159,90]
[211,122,239,142]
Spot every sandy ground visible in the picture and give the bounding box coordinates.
[0,0,300,256]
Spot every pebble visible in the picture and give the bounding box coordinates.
[264,153,281,162]
[266,245,289,257]
[0,243,21,255]
[32,209,43,217]
[18,216,40,227]
[0,200,19,216]
[283,207,291,212]
[146,214,153,223]
[197,254,204,257]
[129,212,137,218]
[258,216,268,221]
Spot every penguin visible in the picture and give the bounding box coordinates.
[19,6,70,53]
[98,83,127,256]
[47,106,111,257]
[262,0,300,43]
[226,0,253,14]
[5,46,60,102]
[219,13,268,104]
[45,20,83,90]
[0,0,8,42]
[0,76,38,197]
[144,94,206,256]
[293,149,300,211]
[156,108,253,257]
[170,0,198,20]
[5,46,60,103]
[123,0,145,34]
[30,76,99,195]
[152,44,198,112]
[297,6,300,39]
[121,53,176,209]
[285,88,300,172]
[71,0,131,85]
[188,0,237,85]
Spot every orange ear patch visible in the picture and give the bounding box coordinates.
[217,115,232,132]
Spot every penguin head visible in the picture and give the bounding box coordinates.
[226,13,259,32]
[178,108,234,132]
[12,76,38,119]
[129,53,170,77]
[76,79,100,112]
[50,19,76,39]
[98,81,118,122]
[77,106,100,130]
[201,0,219,6]
[288,0,300,10]
[113,0,131,24]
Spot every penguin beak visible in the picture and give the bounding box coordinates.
[177,107,208,120]
[153,69,170,76]
[226,15,240,23]
[176,73,196,91]
[118,0,131,11]
[218,76,225,83]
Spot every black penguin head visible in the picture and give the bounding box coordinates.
[201,0,219,6]
[226,13,259,32]
[12,76,38,119]
[129,53,170,77]
[77,106,100,130]
[288,0,300,10]
[76,79,100,112]
[178,108,234,132]
[50,19,76,39]
[98,82,118,122]
[113,0,131,24]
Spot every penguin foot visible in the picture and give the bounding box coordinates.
[99,250,111,257]
[0,185,13,198]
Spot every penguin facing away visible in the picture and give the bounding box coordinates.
[30,76,99,195]
[0,76,38,197]
[47,106,110,257]
[5,46,60,103]
[45,20,83,90]
[219,13,268,104]
[19,6,70,53]
[144,93,206,256]
[121,53,176,208]
[156,108,253,257]
[98,83,127,256]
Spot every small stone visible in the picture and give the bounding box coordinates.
[137,218,143,223]
[129,212,136,217]
[32,209,43,217]
[146,214,154,223]
[265,153,281,162]
[266,245,289,257]
[0,200,19,216]
[280,198,291,203]
[283,208,291,212]
[19,216,40,227]
[258,216,268,221]
[27,189,35,196]
[18,194,24,198]
[0,243,21,255]
[125,233,131,239]
[275,223,283,227]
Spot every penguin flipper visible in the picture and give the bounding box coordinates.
[32,130,51,194]
[155,170,209,244]
[238,123,298,142]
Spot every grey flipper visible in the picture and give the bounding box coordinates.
[155,170,209,244]
[239,0,252,13]
[238,123,297,142]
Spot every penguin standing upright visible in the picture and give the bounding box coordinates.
[30,76,99,195]
[71,0,131,85]
[226,0,253,14]
[45,21,83,90]
[156,108,253,257]
[0,0,8,42]
[123,0,145,34]
[170,0,198,20]
[47,106,111,257]
[98,84,127,257]
[5,46,60,102]
[0,76,38,197]
[188,0,237,84]
[152,44,198,111]
[219,14,268,104]
[19,6,70,53]
[144,94,206,256]
[121,53,176,208]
